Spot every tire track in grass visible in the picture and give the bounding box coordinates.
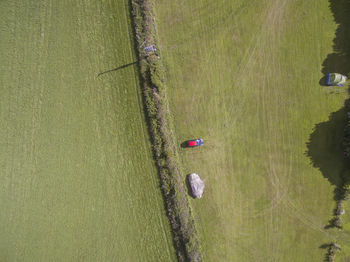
[158,0,345,260]
[230,1,292,259]
[260,0,324,242]
[256,1,342,258]
[259,1,293,258]
[228,0,292,218]
[206,3,294,250]
[225,0,290,123]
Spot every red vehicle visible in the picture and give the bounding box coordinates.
[187,138,204,147]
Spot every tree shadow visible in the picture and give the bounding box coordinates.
[320,243,331,249]
[180,141,188,148]
[319,75,328,86]
[320,243,332,262]
[321,0,350,80]
[312,0,350,190]
[306,99,350,231]
[97,62,137,77]
[306,105,348,188]
[319,242,342,262]
[310,0,350,256]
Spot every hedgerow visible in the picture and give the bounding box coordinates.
[325,243,341,262]
[129,0,202,261]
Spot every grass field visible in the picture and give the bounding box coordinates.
[156,0,350,261]
[0,1,176,261]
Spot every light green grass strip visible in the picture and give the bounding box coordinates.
[0,0,176,261]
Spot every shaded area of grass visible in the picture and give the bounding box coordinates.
[321,0,350,77]
[306,101,349,230]
[97,62,137,77]
[311,0,350,260]
[320,242,342,262]
[306,105,347,188]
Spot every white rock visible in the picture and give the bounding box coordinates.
[189,173,205,199]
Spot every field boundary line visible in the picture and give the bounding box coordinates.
[122,0,174,258]
[129,0,202,261]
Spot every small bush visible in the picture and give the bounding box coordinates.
[325,243,341,262]
[333,217,343,229]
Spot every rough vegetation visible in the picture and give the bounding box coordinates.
[130,0,201,261]
[343,105,350,157]
[325,242,342,262]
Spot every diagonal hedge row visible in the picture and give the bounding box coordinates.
[129,0,202,261]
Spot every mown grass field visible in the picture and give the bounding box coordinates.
[0,1,176,261]
[156,0,350,261]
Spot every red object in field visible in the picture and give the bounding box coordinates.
[186,138,204,147]
[188,141,197,147]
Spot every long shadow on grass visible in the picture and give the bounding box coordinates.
[97,62,137,78]
[306,104,347,188]
[314,0,350,226]
[321,0,350,78]
[306,100,350,220]
[306,100,350,258]
[316,1,350,257]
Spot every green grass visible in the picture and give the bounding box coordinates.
[0,1,176,261]
[155,0,350,261]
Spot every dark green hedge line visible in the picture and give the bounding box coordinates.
[324,243,341,262]
[322,102,350,235]
[129,0,202,261]
[343,101,350,158]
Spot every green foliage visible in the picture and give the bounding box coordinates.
[130,0,202,261]
[343,120,350,155]
[326,243,342,262]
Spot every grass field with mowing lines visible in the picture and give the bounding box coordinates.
[0,1,176,261]
[156,0,350,260]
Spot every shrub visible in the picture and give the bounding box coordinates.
[325,243,341,262]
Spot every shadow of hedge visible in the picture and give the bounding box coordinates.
[312,2,350,255]
[321,0,350,77]
[306,105,348,188]
[306,101,350,239]
[310,0,350,193]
